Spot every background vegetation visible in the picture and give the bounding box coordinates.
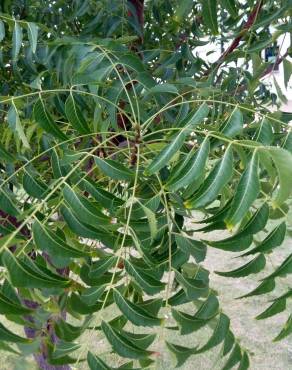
[0,1,291,369]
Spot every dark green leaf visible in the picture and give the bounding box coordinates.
[7,103,30,149]
[215,254,266,278]
[65,95,90,134]
[0,322,29,343]
[0,291,32,315]
[94,157,134,181]
[0,144,15,163]
[238,278,275,299]
[221,108,243,138]
[27,22,38,53]
[63,184,111,227]
[273,315,292,342]
[113,289,163,327]
[225,153,260,228]
[220,0,238,18]
[89,256,118,278]
[221,343,242,370]
[267,148,292,207]
[101,321,152,359]
[2,250,71,288]
[201,0,218,35]
[12,22,23,61]
[175,234,207,263]
[166,138,210,191]
[174,269,209,300]
[145,103,209,175]
[23,172,48,199]
[185,145,233,209]
[256,298,286,320]
[33,98,67,141]
[195,313,230,353]
[33,221,90,261]
[124,260,165,295]
[166,341,195,368]
[240,222,286,256]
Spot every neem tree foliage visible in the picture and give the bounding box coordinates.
[0,0,292,369]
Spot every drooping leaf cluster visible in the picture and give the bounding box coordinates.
[0,0,292,369]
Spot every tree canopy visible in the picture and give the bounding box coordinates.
[0,1,292,369]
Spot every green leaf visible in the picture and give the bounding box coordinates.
[50,340,80,359]
[94,157,134,181]
[118,329,156,350]
[220,0,237,18]
[225,153,260,228]
[222,343,242,370]
[55,317,90,342]
[147,83,178,95]
[101,321,152,359]
[240,222,286,256]
[0,291,32,315]
[283,59,292,89]
[175,234,207,263]
[267,147,292,207]
[63,184,111,227]
[273,315,292,342]
[80,285,106,306]
[33,221,90,261]
[12,22,23,61]
[113,289,163,327]
[60,205,117,248]
[0,322,29,343]
[196,199,232,224]
[215,254,266,278]
[0,20,5,41]
[124,260,165,295]
[166,138,210,191]
[80,179,123,211]
[256,298,286,320]
[222,331,235,356]
[247,38,272,54]
[174,269,209,300]
[238,278,275,299]
[206,203,269,252]
[87,351,111,370]
[273,76,287,104]
[2,250,71,288]
[89,256,118,278]
[0,189,20,217]
[68,293,102,314]
[166,341,195,368]
[185,146,233,208]
[23,172,48,199]
[145,103,209,175]
[172,294,219,334]
[0,144,15,163]
[33,98,67,141]
[139,298,163,316]
[221,108,243,138]
[195,313,230,353]
[238,351,250,370]
[264,253,292,279]
[254,119,273,145]
[201,0,218,35]
[26,22,38,53]
[139,202,158,240]
[7,103,30,149]
[175,0,193,20]
[65,95,90,134]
